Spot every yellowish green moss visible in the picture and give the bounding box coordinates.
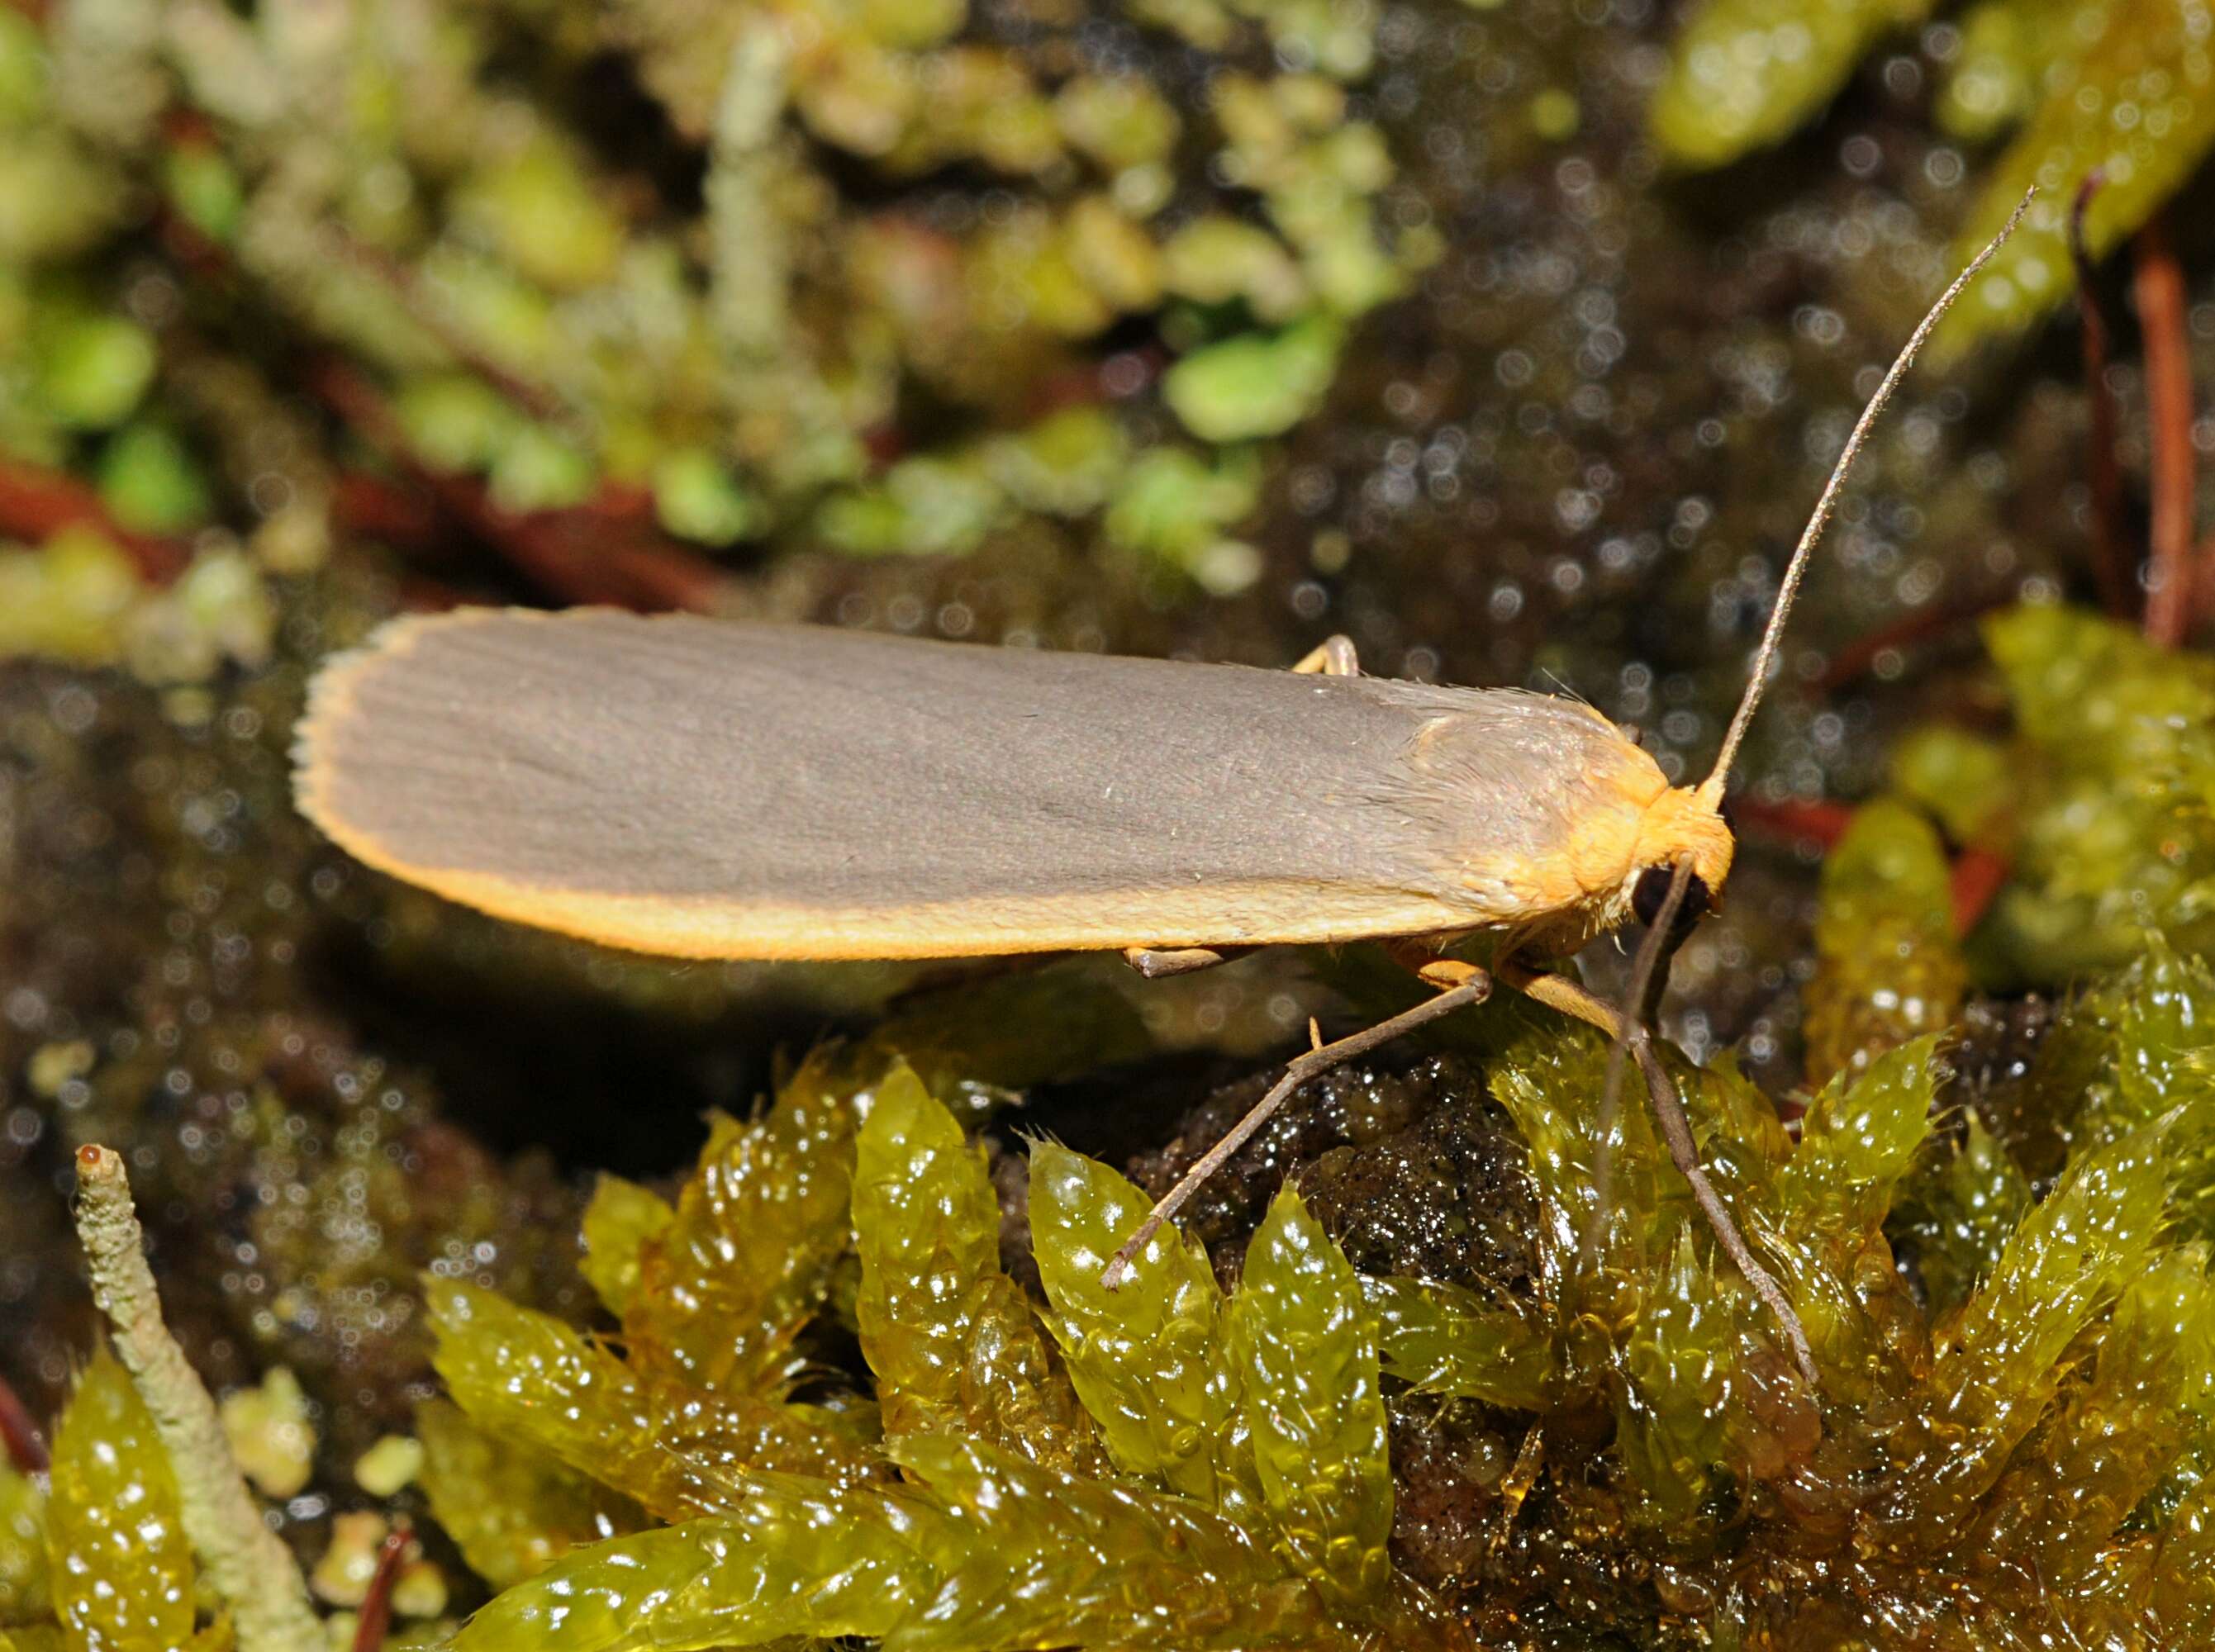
[1802,800,1966,1087]
[1651,0,2215,354]
[1650,0,1932,171]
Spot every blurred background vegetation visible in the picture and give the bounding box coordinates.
[12,0,2215,1643]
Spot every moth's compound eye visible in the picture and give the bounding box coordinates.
[1633,865,1712,930]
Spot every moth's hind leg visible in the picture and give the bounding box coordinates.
[1100,966,1493,1288]
[1290,634,1359,676]
[1122,945,1250,978]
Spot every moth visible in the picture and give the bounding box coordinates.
[295,197,2032,1385]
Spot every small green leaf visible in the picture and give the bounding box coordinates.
[1780,1034,1943,1237]
[1650,0,1933,170]
[1363,1275,1552,1411]
[416,1397,646,1588]
[853,1063,1002,1433]
[426,1276,878,1519]
[1888,1113,2031,1322]
[1229,1187,1391,1603]
[624,1050,859,1393]
[451,1479,946,1652]
[888,1435,1316,1652]
[578,1173,673,1319]
[46,1347,196,1652]
[1162,314,1343,443]
[1027,1140,1252,1513]
[1801,800,1965,1089]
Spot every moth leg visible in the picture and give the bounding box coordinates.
[1290,634,1360,676]
[1498,959,1818,1387]
[1100,968,1493,1288]
[1382,937,1481,990]
[1123,945,1242,978]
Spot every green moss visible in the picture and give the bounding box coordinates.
[1973,606,2215,980]
[1801,801,1965,1087]
[415,1398,647,1588]
[1229,1187,1392,1602]
[1938,0,2215,356]
[1889,1113,2032,1321]
[1029,1137,1256,1514]
[1362,1276,1551,1411]
[1649,0,1932,171]
[1650,0,2215,353]
[36,895,2215,1643]
[576,1173,673,1320]
[620,1049,863,1394]
[45,1350,198,1651]
[426,1274,883,1520]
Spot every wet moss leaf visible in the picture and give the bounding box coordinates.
[853,1063,1005,1431]
[1780,1034,1942,1239]
[449,1474,946,1652]
[578,1173,673,1320]
[426,1275,879,1521]
[1229,1187,1391,1603]
[45,1347,194,1652]
[1362,1275,1552,1412]
[1650,0,1932,170]
[1483,1015,1674,1296]
[0,1464,46,1622]
[887,1434,1319,1651]
[1616,1227,1737,1531]
[855,1071,1100,1467]
[1889,1113,2032,1322]
[1802,802,1965,1089]
[1875,1113,2176,1544]
[1940,0,2215,356]
[1975,605,2215,979]
[1972,1243,2215,1581]
[1028,1139,1252,1512]
[624,1051,859,1393]
[416,1397,646,1588]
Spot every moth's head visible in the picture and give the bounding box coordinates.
[1628,786,1734,928]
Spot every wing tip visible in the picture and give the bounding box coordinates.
[292,605,539,852]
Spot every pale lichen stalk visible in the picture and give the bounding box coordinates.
[70,1143,323,1652]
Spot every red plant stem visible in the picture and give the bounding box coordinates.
[2136,214,2197,648]
[0,1370,48,1475]
[1729,796,1854,851]
[1949,847,2009,937]
[308,358,728,613]
[331,472,443,547]
[330,233,570,425]
[1812,593,2005,695]
[348,1522,413,1652]
[2070,172,2136,620]
[0,458,191,582]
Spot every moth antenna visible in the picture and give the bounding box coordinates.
[1698,188,2037,806]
